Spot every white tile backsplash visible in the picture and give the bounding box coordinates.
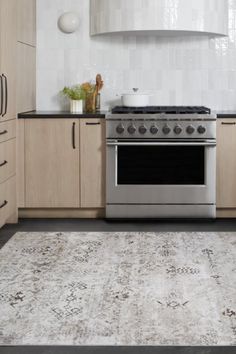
[37,0,236,111]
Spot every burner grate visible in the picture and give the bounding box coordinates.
[112,106,211,115]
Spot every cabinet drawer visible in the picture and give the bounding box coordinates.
[0,139,16,183]
[0,120,16,143]
[0,176,16,228]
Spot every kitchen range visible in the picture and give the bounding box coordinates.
[106,106,217,219]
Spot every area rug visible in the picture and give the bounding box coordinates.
[0,232,235,346]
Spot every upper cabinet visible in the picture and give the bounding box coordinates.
[90,0,228,37]
[16,0,36,114]
[17,0,36,46]
[17,43,36,113]
[0,0,17,122]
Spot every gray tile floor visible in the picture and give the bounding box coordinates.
[1,218,236,250]
[0,218,236,354]
[0,346,235,354]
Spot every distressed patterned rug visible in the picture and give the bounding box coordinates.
[0,232,235,346]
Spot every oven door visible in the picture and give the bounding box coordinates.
[106,139,216,205]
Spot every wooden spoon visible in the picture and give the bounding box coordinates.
[96,74,104,94]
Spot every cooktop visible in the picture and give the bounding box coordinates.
[111,106,211,114]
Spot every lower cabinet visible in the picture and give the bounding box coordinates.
[25,119,80,208]
[0,176,16,228]
[0,139,16,184]
[0,119,17,228]
[21,118,105,216]
[80,119,105,208]
[217,119,236,217]
[0,120,16,143]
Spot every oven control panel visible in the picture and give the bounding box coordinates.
[108,120,216,140]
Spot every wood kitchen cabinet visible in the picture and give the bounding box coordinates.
[16,0,36,113]
[17,0,36,46]
[80,119,106,208]
[17,43,36,113]
[25,119,80,208]
[0,0,17,228]
[0,176,16,228]
[0,139,16,184]
[21,117,105,217]
[16,0,36,212]
[217,119,236,217]
[0,0,35,228]
[0,0,17,122]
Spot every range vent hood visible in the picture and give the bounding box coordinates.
[90,0,228,37]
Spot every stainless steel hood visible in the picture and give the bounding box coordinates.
[90,0,228,37]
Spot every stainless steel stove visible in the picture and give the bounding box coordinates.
[106,106,217,219]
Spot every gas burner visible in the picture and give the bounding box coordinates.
[111,106,211,115]
[107,105,216,140]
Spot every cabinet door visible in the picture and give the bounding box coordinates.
[0,0,16,122]
[217,119,236,208]
[25,119,80,208]
[17,0,36,46]
[0,176,17,228]
[17,43,36,113]
[0,119,16,144]
[80,119,105,208]
[0,138,16,184]
[17,119,25,207]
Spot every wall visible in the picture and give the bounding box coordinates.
[37,0,236,111]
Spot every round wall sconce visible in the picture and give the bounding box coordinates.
[58,12,80,34]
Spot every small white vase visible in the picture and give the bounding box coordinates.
[70,99,83,113]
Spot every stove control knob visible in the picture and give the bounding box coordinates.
[186,125,195,135]
[116,124,125,134]
[139,125,147,134]
[174,125,182,135]
[163,124,171,135]
[150,125,158,135]
[128,124,136,135]
[198,125,206,134]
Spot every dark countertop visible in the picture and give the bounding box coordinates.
[18,110,236,119]
[216,111,236,118]
[18,111,107,119]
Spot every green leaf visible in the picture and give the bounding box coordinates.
[61,85,86,100]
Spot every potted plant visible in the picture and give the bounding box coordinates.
[61,85,86,113]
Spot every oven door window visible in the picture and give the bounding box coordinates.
[117,145,205,185]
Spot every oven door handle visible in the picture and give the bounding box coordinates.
[107,141,216,147]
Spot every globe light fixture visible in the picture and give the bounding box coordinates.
[58,12,80,34]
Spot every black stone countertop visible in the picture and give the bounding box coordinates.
[216,111,236,118]
[18,111,107,119]
[18,110,236,119]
